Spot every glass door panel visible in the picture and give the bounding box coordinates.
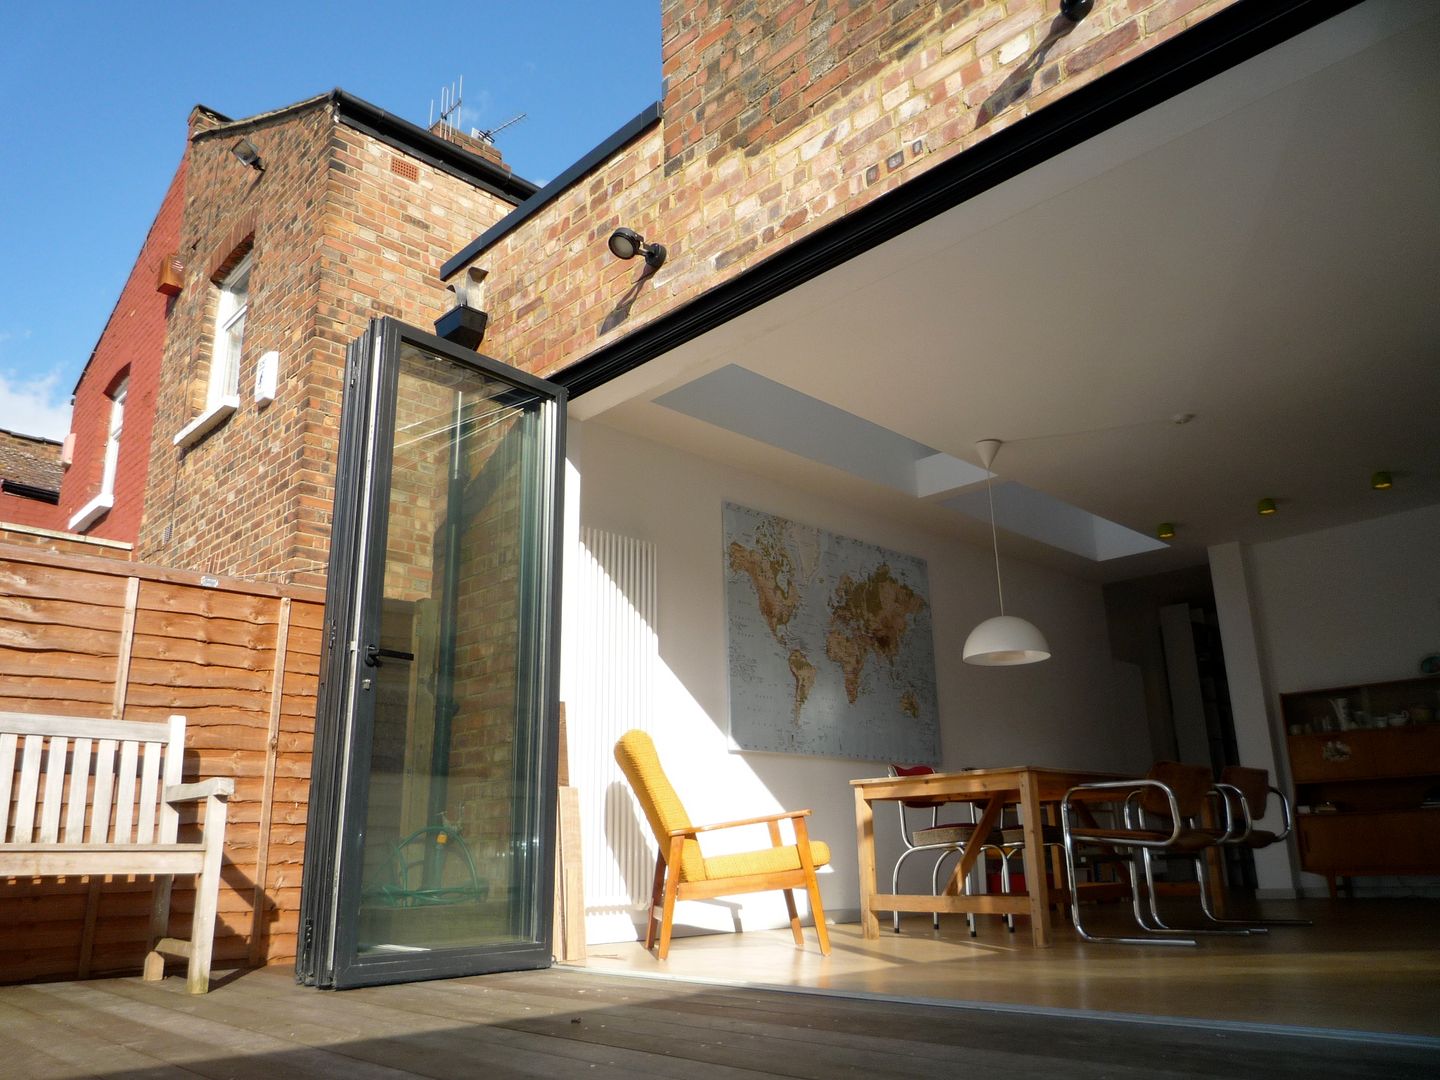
[299,319,564,988]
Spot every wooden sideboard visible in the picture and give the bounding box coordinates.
[1281,676,1440,897]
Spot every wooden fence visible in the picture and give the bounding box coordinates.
[0,542,325,983]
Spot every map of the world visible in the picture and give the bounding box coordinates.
[723,503,939,761]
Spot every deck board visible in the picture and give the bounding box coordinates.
[1,965,1436,1079]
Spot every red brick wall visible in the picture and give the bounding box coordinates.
[0,430,62,530]
[467,0,1239,378]
[57,161,186,543]
[133,104,518,585]
[0,491,58,530]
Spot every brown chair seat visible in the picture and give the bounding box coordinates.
[1067,825,1217,854]
[912,824,1001,847]
[1000,823,1065,846]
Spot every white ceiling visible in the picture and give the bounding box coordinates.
[579,0,1440,583]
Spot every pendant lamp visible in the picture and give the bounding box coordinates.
[963,439,1051,666]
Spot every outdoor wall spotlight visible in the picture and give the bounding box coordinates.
[231,138,264,171]
[1156,522,1176,541]
[608,227,667,270]
[1257,497,1278,516]
[1371,470,1394,490]
[1060,0,1095,20]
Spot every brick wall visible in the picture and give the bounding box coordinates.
[58,160,187,542]
[463,0,1239,379]
[133,102,517,584]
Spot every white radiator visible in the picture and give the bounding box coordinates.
[565,527,658,942]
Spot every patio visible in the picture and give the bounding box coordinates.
[1,950,1434,1080]
[582,899,1440,1039]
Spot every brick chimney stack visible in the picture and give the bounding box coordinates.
[430,121,512,173]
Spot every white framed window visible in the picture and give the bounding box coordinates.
[176,252,251,448]
[208,253,251,406]
[69,377,127,531]
[100,378,126,501]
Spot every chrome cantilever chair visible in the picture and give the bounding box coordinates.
[888,764,1003,935]
[1209,765,1311,928]
[1060,762,1239,946]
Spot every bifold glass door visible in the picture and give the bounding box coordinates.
[299,318,565,988]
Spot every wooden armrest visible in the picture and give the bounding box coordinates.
[669,809,810,836]
[165,778,235,803]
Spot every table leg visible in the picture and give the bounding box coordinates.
[1018,772,1052,947]
[855,786,879,939]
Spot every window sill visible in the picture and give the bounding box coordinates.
[67,492,114,532]
[173,396,239,449]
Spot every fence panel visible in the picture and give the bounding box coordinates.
[0,543,324,982]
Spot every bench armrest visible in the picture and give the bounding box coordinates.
[165,778,235,804]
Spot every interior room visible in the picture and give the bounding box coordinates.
[552,0,1440,1038]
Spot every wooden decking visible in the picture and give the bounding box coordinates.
[1,963,1435,1079]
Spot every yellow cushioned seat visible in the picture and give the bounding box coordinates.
[703,840,831,882]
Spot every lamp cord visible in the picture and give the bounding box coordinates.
[985,467,1005,615]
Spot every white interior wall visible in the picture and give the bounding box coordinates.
[1217,503,1440,895]
[564,419,1145,943]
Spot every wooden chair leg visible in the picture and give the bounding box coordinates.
[644,852,665,950]
[782,889,804,945]
[186,793,228,994]
[657,837,684,960]
[795,818,830,956]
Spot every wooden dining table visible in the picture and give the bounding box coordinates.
[851,765,1123,947]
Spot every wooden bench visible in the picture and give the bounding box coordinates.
[0,711,233,993]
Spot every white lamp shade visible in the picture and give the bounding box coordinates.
[962,615,1051,666]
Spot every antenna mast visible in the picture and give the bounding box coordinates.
[474,112,527,144]
[429,77,464,139]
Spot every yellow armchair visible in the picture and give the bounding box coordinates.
[614,729,832,959]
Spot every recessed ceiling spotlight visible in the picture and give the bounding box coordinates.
[1371,470,1394,490]
[1257,497,1278,516]
[1156,522,1176,540]
[1170,412,1196,426]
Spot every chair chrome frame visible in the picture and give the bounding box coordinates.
[888,766,1001,934]
[1061,777,1208,947]
[1205,773,1312,928]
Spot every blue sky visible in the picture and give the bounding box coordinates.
[0,1,660,439]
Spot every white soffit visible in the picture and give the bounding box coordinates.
[656,365,1164,561]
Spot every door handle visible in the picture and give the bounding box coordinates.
[364,644,416,667]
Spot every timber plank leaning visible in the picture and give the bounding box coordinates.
[0,711,232,993]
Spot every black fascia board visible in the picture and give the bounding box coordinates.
[331,90,541,206]
[440,102,663,280]
[550,0,1360,400]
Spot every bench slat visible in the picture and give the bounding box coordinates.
[113,741,138,843]
[0,845,207,878]
[0,712,172,743]
[14,735,43,842]
[64,737,92,843]
[137,742,161,844]
[0,732,15,840]
[89,739,116,843]
[39,736,67,843]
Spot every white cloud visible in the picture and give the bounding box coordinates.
[0,370,72,440]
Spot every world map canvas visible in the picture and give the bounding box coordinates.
[723,503,939,761]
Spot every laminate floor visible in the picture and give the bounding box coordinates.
[578,898,1440,1038]
[0,962,1435,1079]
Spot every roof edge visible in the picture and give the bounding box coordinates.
[552,0,1362,399]
[441,101,663,279]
